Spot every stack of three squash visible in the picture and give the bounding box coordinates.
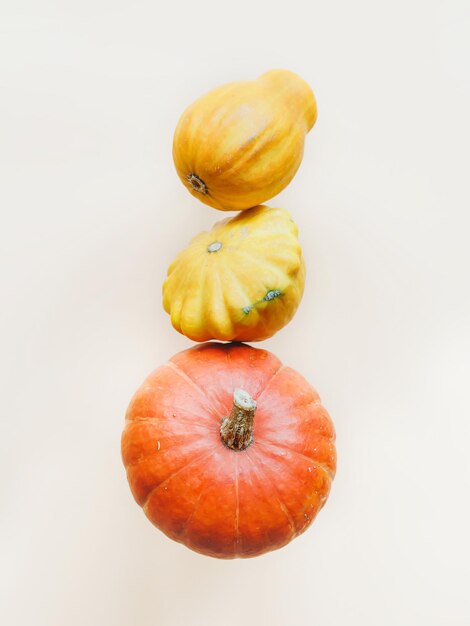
[122,70,337,559]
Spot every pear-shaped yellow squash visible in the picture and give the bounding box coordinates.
[173,70,317,211]
[162,206,305,342]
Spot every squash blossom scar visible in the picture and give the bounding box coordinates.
[187,173,207,195]
[207,241,223,253]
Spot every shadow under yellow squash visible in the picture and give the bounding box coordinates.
[173,70,317,211]
[162,206,305,342]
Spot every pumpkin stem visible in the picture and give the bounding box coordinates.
[220,388,257,451]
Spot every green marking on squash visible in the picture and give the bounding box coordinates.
[242,289,283,315]
[263,289,282,301]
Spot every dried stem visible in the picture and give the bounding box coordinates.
[220,388,257,451]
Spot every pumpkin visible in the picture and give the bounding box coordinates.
[122,342,336,559]
[173,69,317,211]
[162,205,305,342]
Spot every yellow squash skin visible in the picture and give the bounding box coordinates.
[173,70,317,211]
[162,206,306,342]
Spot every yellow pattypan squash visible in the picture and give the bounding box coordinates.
[162,206,305,342]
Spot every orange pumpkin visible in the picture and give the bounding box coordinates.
[122,342,336,559]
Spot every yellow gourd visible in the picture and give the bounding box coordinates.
[162,206,305,342]
[173,70,317,211]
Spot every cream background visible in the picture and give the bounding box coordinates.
[1,1,469,624]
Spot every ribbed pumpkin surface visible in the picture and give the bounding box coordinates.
[122,342,336,559]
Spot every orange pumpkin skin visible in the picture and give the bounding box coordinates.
[122,342,336,559]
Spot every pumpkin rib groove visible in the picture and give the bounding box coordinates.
[244,455,275,547]
[256,414,335,450]
[257,440,335,480]
[254,364,285,401]
[124,436,210,470]
[258,377,322,413]
[225,343,245,416]
[125,414,214,431]
[249,448,297,537]
[292,395,322,411]
[164,362,220,423]
[303,401,334,449]
[142,447,218,510]
[245,452,296,542]
[225,347,241,557]
[264,395,322,415]
[181,452,218,540]
[182,488,208,543]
